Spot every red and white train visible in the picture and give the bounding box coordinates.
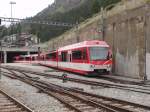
[14,40,112,75]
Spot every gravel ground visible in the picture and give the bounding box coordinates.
[28,72,150,107]
[2,63,150,108]
[0,75,70,112]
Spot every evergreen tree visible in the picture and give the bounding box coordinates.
[92,0,100,13]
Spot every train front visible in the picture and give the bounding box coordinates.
[88,41,112,74]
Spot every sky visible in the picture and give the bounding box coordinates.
[0,0,54,25]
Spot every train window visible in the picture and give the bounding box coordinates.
[89,47,109,60]
[25,57,30,61]
[47,53,56,59]
[20,57,24,61]
[42,56,45,60]
[72,50,82,60]
[32,57,35,61]
[61,52,67,62]
[70,54,72,62]
[46,55,49,60]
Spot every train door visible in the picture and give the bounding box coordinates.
[61,52,67,62]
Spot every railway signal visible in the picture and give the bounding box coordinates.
[62,73,68,83]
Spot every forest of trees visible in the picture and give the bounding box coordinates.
[0,23,21,39]
[0,0,121,42]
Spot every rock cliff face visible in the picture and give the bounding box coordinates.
[36,0,83,17]
[55,0,82,6]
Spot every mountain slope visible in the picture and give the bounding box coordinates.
[0,0,121,42]
[30,0,92,42]
[35,0,86,20]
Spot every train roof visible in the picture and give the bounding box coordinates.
[58,40,109,51]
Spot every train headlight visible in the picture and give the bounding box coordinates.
[107,64,111,68]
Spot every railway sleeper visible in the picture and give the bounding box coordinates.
[130,108,149,112]
[119,105,147,112]
[0,108,22,112]
[0,105,18,108]
[78,106,95,110]
[73,103,89,107]
[0,106,19,110]
[0,99,15,102]
[101,103,140,112]
[0,97,10,100]
[0,102,15,106]
[80,108,97,112]
[5,67,149,112]
[110,103,125,106]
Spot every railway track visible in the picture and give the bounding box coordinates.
[0,89,33,112]
[41,64,144,85]
[1,68,150,112]
[2,65,150,95]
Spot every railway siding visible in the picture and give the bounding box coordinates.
[1,63,150,111]
[2,69,150,112]
[0,89,33,112]
[0,65,150,112]
[0,73,70,112]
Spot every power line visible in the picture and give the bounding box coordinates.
[0,17,77,27]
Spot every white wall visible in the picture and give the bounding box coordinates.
[115,49,139,78]
[146,53,150,80]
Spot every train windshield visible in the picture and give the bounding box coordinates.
[89,47,109,60]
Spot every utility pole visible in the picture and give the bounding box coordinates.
[0,41,2,79]
[100,7,105,41]
[38,47,41,61]
[76,22,80,42]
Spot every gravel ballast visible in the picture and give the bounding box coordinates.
[1,63,150,109]
[0,75,70,112]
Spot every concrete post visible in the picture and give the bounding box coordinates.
[76,22,80,42]
[101,7,105,40]
[4,51,7,63]
[27,51,30,55]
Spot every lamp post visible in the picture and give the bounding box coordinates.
[10,1,16,46]
[10,1,16,23]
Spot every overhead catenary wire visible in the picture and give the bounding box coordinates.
[0,17,77,27]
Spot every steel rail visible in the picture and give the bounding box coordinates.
[2,66,150,94]
[0,89,33,112]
